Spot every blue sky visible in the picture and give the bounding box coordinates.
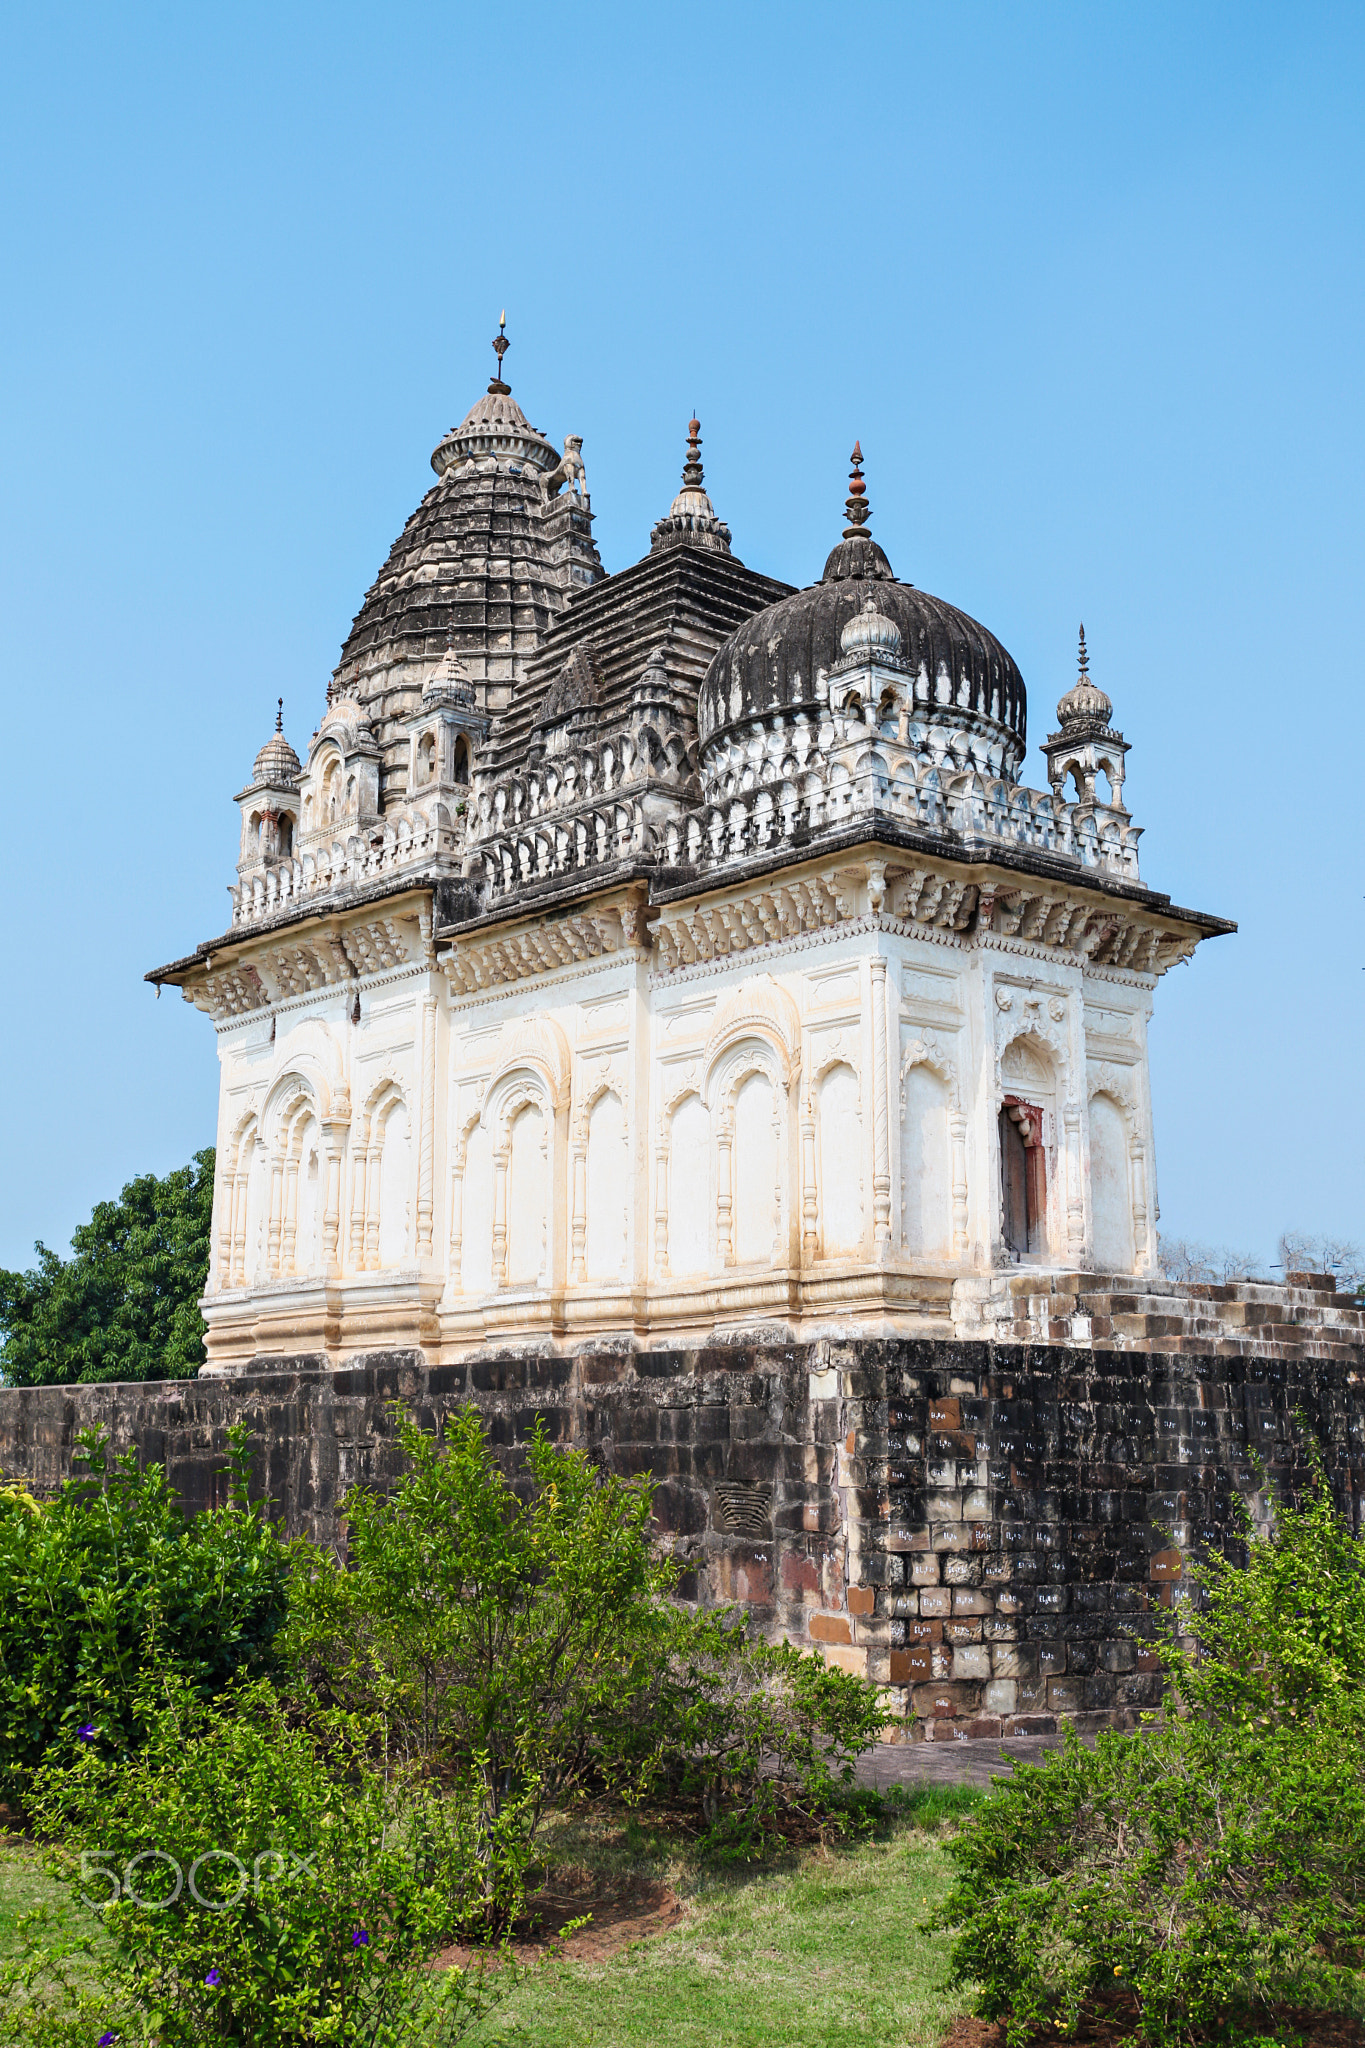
[1,1,1360,1270]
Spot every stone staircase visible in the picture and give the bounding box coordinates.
[950,1268,1365,1364]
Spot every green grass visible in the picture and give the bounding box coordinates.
[0,1834,78,1950]
[0,1792,982,2048]
[493,1794,979,2048]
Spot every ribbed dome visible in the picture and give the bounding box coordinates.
[327,325,604,806]
[697,542,1028,765]
[252,707,301,787]
[840,595,903,663]
[1054,626,1112,729]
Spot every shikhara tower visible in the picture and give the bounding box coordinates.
[152,327,1232,1374]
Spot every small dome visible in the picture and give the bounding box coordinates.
[650,418,732,555]
[697,449,1027,765]
[839,596,903,663]
[1055,626,1112,728]
[253,704,301,786]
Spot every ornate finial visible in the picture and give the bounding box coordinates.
[489,310,511,394]
[275,696,283,733]
[682,415,704,490]
[1055,621,1113,731]
[843,441,871,539]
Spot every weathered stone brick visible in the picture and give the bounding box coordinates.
[952,1645,992,1681]
[990,1645,1040,1681]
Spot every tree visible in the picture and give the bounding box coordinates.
[0,1150,214,1386]
[0,1426,290,1812]
[1278,1230,1364,1294]
[1156,1234,1265,1283]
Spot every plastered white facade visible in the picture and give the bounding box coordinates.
[197,844,1169,1372]
[160,358,1228,1372]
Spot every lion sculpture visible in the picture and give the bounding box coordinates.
[540,434,587,504]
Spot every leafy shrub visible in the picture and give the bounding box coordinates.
[18,1677,504,2048]
[0,1150,214,1386]
[635,1626,890,1856]
[285,1409,682,1910]
[0,1428,289,1813]
[941,1451,1365,2044]
[285,1408,887,1874]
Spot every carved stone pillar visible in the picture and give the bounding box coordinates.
[231,1167,249,1286]
[653,1133,670,1276]
[448,1144,466,1289]
[569,1132,588,1282]
[281,1157,299,1274]
[715,1115,734,1265]
[363,1147,382,1270]
[949,1106,969,1256]
[267,1158,284,1276]
[1130,1141,1149,1259]
[321,1120,347,1273]
[870,957,891,1252]
[347,1152,367,1272]
[491,1143,509,1285]
[215,1165,233,1289]
[1063,1103,1084,1253]
[800,1091,819,1262]
[416,994,437,1258]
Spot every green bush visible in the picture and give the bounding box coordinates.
[16,1678,505,2048]
[284,1408,888,1874]
[0,1150,214,1386]
[941,1450,1365,2045]
[634,1626,890,1857]
[0,1428,290,1813]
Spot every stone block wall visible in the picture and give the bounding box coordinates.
[1,1323,1362,1740]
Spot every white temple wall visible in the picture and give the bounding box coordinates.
[201,900,1164,1366]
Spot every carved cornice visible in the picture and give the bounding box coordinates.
[440,909,629,995]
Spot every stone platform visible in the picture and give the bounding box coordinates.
[1,1276,1361,1740]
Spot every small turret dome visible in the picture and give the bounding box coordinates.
[253,702,301,786]
[650,418,732,554]
[839,595,903,663]
[697,446,1027,771]
[1055,624,1112,728]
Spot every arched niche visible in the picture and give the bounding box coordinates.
[376,1099,411,1267]
[900,1057,951,1258]
[703,1033,790,1269]
[1089,1089,1135,1273]
[584,1089,628,1280]
[999,1035,1056,1260]
[506,1099,548,1285]
[817,1062,862,1257]
[665,1092,710,1277]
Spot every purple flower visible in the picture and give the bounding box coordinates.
[204,1968,223,1987]
[77,1724,97,1743]
[98,2034,119,2046]
[351,1929,370,1948]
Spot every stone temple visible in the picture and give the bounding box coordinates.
[5,326,1362,1743]
[149,325,1232,1368]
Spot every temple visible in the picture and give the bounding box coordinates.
[150,326,1234,1375]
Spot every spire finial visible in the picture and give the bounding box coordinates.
[682,415,704,490]
[1077,623,1089,677]
[275,696,283,733]
[489,310,511,394]
[842,441,871,539]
